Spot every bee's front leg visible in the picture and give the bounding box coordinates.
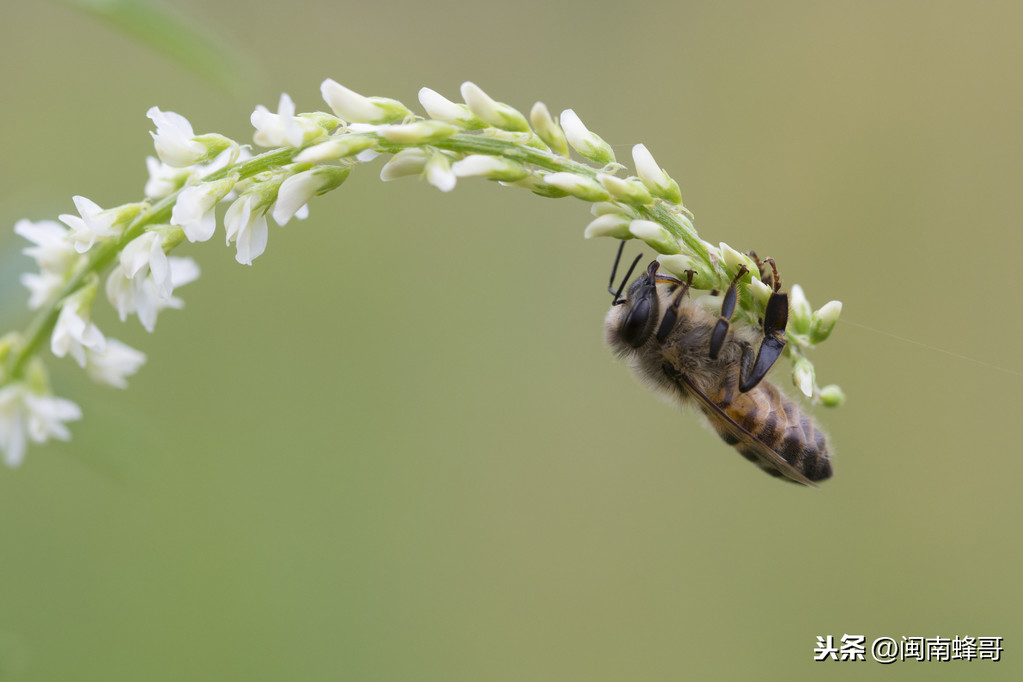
[738,290,788,392]
[655,269,694,343]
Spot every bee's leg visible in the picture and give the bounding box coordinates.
[709,265,748,359]
[655,270,695,343]
[738,290,788,392]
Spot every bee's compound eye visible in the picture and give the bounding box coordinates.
[621,296,653,348]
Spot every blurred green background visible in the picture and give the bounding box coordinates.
[2,0,1021,680]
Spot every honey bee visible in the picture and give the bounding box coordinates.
[604,245,832,486]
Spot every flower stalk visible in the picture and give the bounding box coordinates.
[0,79,843,466]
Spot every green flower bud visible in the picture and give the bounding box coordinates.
[597,174,653,205]
[657,254,717,289]
[529,102,569,157]
[810,300,843,344]
[560,109,615,164]
[321,79,411,124]
[377,120,459,144]
[792,356,815,398]
[819,384,846,407]
[542,173,610,202]
[294,134,378,164]
[584,215,632,240]
[632,144,682,203]
[460,82,530,132]
[629,220,681,255]
[789,284,812,335]
[719,242,758,279]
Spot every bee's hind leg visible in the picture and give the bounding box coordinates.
[738,288,788,392]
[709,265,749,359]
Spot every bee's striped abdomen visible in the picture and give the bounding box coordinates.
[709,380,832,483]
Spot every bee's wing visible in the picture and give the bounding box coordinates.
[672,371,819,488]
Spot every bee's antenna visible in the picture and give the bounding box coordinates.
[611,252,644,306]
[607,241,627,297]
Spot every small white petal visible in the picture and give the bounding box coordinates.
[147,106,206,167]
[225,195,269,265]
[273,170,322,226]
[380,149,430,181]
[425,153,456,193]
[85,338,147,389]
[250,93,317,148]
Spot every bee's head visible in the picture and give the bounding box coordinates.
[608,259,662,349]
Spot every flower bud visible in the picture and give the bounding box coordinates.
[597,173,653,205]
[501,173,569,198]
[542,172,610,202]
[559,109,615,164]
[632,144,682,203]
[810,300,843,344]
[321,79,411,124]
[377,120,459,144]
[529,102,569,157]
[719,242,758,278]
[789,284,812,335]
[460,82,530,132]
[273,166,351,225]
[418,87,485,129]
[792,356,815,398]
[450,155,529,181]
[379,149,430,181]
[294,135,377,164]
[748,277,773,307]
[657,254,718,290]
[819,384,846,407]
[584,214,632,240]
[628,220,681,255]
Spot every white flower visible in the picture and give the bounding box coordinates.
[144,156,190,199]
[559,109,615,164]
[14,219,79,274]
[85,338,147,389]
[251,93,320,148]
[0,383,81,468]
[120,232,171,297]
[425,152,456,193]
[106,257,199,332]
[147,107,206,167]
[20,271,65,310]
[0,385,27,467]
[272,166,349,227]
[59,196,119,254]
[51,292,106,367]
[224,193,269,265]
[320,79,411,124]
[171,176,236,242]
